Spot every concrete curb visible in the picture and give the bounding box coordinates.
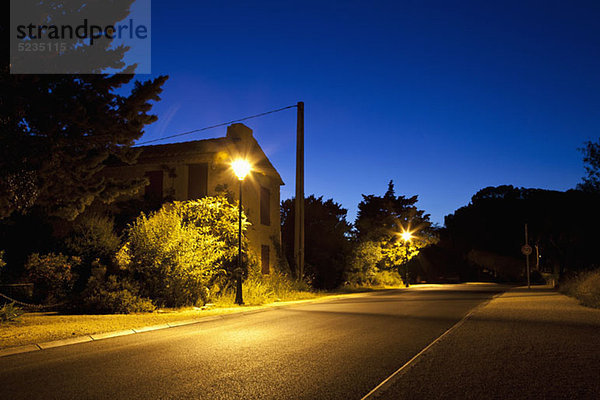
[0,288,383,358]
[37,336,93,350]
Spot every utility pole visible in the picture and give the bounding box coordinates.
[294,101,305,281]
[525,223,530,289]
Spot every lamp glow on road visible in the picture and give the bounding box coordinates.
[232,159,251,180]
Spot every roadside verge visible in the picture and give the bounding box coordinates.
[0,289,390,357]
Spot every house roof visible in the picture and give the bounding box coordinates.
[133,124,284,185]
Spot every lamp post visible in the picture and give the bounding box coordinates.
[232,159,251,305]
[400,229,413,287]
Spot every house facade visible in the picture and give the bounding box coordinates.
[104,123,284,274]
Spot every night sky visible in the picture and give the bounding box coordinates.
[139,0,600,224]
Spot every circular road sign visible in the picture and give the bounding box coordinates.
[521,244,532,256]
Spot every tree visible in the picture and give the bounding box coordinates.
[117,197,249,307]
[355,181,434,242]
[577,138,600,193]
[444,185,600,280]
[1,0,168,220]
[353,181,436,284]
[281,195,352,289]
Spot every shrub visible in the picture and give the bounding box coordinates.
[216,260,314,306]
[65,213,121,264]
[82,276,155,314]
[346,241,383,286]
[24,253,79,303]
[117,198,246,307]
[560,270,600,309]
[174,197,249,269]
[0,302,24,322]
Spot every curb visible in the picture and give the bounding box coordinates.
[0,288,386,358]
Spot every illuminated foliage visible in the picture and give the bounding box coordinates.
[117,197,248,307]
[352,181,437,283]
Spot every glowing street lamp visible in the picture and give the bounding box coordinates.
[232,159,251,305]
[232,159,251,181]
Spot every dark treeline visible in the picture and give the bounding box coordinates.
[437,186,600,281]
[281,182,436,290]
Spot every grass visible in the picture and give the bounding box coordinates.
[0,306,251,348]
[0,272,403,349]
[559,269,600,309]
[0,290,343,349]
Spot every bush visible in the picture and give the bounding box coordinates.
[346,241,383,286]
[65,213,121,264]
[117,198,246,307]
[346,268,404,288]
[561,270,600,308]
[216,261,314,306]
[0,302,24,322]
[82,276,155,314]
[24,253,79,303]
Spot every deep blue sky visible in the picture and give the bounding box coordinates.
[138,0,599,225]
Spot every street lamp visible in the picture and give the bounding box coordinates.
[400,229,413,287]
[401,230,413,242]
[232,159,251,305]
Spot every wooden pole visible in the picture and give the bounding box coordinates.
[294,101,305,281]
[525,223,530,289]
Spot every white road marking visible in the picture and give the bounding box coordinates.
[360,291,504,399]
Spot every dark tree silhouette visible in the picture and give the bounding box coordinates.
[281,195,352,289]
[577,138,600,193]
[1,0,168,220]
[353,181,436,285]
[355,181,434,242]
[444,185,600,280]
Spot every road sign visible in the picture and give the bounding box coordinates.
[521,244,532,256]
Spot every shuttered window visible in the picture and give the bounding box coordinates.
[261,245,270,275]
[188,163,208,199]
[144,170,163,200]
[260,186,270,226]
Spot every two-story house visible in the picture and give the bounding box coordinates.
[103,123,283,274]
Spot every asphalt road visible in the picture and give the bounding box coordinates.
[0,284,507,400]
[373,286,600,400]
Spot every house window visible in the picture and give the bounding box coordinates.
[145,170,163,200]
[188,163,208,199]
[260,186,270,226]
[261,245,270,274]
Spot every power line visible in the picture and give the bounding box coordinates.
[136,104,298,146]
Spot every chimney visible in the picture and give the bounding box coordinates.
[226,123,253,142]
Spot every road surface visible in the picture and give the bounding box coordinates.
[1,284,508,399]
[371,286,600,399]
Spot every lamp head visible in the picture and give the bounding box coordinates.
[401,230,413,242]
[231,159,251,180]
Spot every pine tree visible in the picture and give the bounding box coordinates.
[577,138,600,193]
[1,1,168,220]
[355,180,432,242]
